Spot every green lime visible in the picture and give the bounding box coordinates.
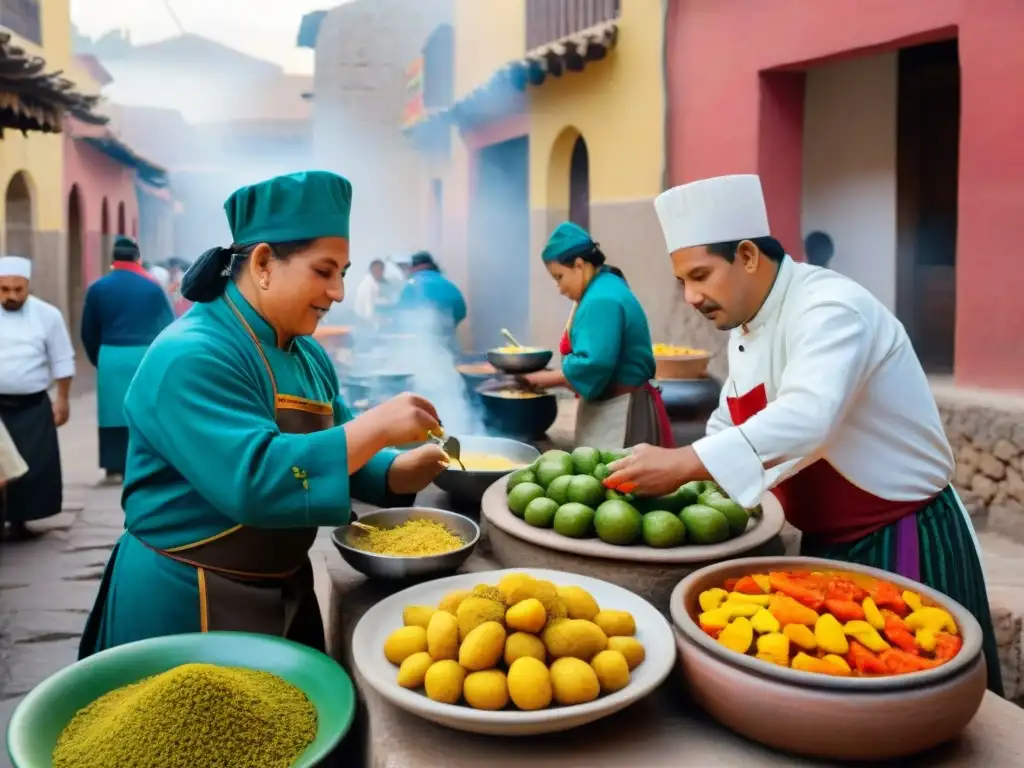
[508,482,545,518]
[570,446,602,476]
[506,468,537,493]
[701,496,751,537]
[677,482,702,509]
[567,474,605,508]
[600,449,631,465]
[642,510,687,548]
[634,485,693,515]
[553,503,596,538]
[524,497,559,528]
[546,475,574,506]
[535,461,571,489]
[606,488,636,503]
[540,450,574,474]
[592,463,610,482]
[681,480,708,500]
[679,504,731,545]
[594,500,643,546]
[699,487,727,506]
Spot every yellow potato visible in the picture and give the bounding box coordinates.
[506,598,547,634]
[396,651,433,689]
[543,619,608,661]
[497,573,535,605]
[463,670,510,711]
[550,657,601,706]
[507,657,552,711]
[590,650,631,694]
[403,605,436,629]
[426,610,460,661]
[607,636,646,671]
[437,589,473,615]
[458,621,507,672]
[383,626,427,666]
[556,586,600,621]
[456,596,506,640]
[504,632,547,666]
[424,660,466,704]
[592,610,636,638]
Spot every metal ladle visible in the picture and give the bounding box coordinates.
[501,328,524,349]
[429,429,465,470]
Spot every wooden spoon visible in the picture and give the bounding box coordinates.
[350,520,378,533]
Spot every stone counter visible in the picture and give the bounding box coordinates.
[323,490,1024,767]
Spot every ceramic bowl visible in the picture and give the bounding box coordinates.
[6,632,356,768]
[351,568,677,736]
[670,556,987,760]
[332,508,480,581]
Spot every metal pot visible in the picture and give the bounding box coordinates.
[432,436,540,505]
[486,348,553,374]
[478,388,558,441]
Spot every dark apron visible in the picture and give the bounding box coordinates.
[0,391,62,524]
[80,295,335,657]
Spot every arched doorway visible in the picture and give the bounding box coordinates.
[67,186,84,339]
[117,202,126,235]
[101,198,111,272]
[569,137,590,231]
[5,171,34,259]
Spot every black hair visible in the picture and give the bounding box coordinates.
[180,239,315,303]
[804,231,835,268]
[555,245,626,283]
[706,236,786,263]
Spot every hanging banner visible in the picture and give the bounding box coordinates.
[403,56,426,128]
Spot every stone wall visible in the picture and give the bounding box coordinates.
[938,388,1024,542]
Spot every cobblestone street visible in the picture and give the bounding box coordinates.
[4,389,1024,764]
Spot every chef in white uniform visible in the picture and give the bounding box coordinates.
[0,256,76,539]
[605,174,1003,695]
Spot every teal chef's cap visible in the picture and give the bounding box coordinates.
[542,221,596,263]
[181,170,353,303]
[227,170,352,245]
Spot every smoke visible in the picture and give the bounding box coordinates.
[350,302,483,436]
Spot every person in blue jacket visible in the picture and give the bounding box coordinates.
[78,171,448,658]
[521,222,674,449]
[397,251,467,347]
[81,236,175,482]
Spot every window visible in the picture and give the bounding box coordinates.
[526,0,619,51]
[1,0,41,45]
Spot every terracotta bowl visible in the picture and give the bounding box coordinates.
[670,556,987,761]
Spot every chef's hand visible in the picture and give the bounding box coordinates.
[370,393,440,446]
[518,370,565,390]
[52,396,70,428]
[388,444,448,495]
[604,444,705,497]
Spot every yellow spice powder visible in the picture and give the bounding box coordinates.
[352,519,464,556]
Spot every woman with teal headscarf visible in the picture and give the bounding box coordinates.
[521,221,674,450]
[79,171,448,658]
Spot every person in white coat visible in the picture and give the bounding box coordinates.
[353,259,392,327]
[604,174,1002,695]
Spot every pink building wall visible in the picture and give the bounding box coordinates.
[63,132,140,287]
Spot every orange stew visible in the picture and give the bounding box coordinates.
[696,570,962,677]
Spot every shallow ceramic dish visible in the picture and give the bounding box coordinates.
[351,568,676,736]
[432,435,540,504]
[670,556,983,692]
[6,632,356,768]
[675,629,986,761]
[481,479,785,564]
[332,508,480,581]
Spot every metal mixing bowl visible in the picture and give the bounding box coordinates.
[332,507,480,581]
[486,348,553,374]
[432,435,540,505]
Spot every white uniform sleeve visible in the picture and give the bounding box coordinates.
[691,302,873,508]
[44,306,76,381]
[705,377,735,436]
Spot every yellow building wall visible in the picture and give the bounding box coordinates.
[528,0,664,210]
[0,0,73,237]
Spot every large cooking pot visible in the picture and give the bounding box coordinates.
[478,388,558,441]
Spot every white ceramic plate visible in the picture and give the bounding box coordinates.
[482,480,786,564]
[351,568,677,736]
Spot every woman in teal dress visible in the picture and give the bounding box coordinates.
[522,222,674,450]
[79,171,447,658]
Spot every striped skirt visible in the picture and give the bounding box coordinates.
[801,485,1003,696]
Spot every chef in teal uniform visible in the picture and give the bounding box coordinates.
[79,171,448,658]
[521,222,674,449]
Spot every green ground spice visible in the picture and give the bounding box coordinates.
[52,663,318,768]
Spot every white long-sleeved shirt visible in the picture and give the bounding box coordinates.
[693,257,953,511]
[0,296,76,395]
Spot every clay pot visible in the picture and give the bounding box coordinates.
[670,556,987,760]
